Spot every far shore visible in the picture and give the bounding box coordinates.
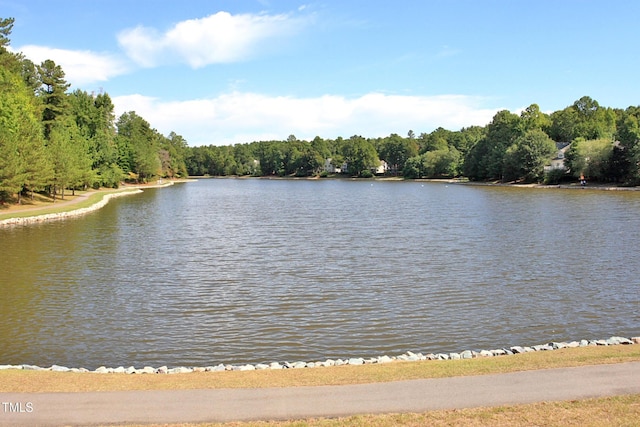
[1,176,637,226]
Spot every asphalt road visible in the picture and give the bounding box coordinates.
[1,362,639,426]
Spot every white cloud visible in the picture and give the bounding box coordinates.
[15,45,130,87]
[117,11,304,68]
[113,92,500,146]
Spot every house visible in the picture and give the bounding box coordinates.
[373,160,389,175]
[544,142,571,173]
[323,158,341,174]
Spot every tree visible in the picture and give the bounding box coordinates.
[502,129,556,182]
[0,65,51,202]
[116,111,160,182]
[341,135,379,177]
[38,59,70,139]
[0,17,14,49]
[564,138,614,182]
[47,119,94,199]
[464,110,522,181]
[520,104,551,133]
[616,113,640,182]
[378,133,418,175]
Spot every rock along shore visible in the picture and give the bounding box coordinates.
[1,336,637,375]
[0,189,143,227]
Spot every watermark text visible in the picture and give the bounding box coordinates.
[1,402,34,413]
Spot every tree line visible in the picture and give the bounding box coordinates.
[0,17,188,204]
[3,15,640,207]
[184,98,640,185]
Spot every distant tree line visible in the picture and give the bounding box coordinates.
[0,17,188,204]
[185,98,640,185]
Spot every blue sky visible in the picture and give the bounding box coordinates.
[3,0,639,146]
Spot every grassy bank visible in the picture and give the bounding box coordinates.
[0,188,136,221]
[1,344,638,393]
[1,345,638,426]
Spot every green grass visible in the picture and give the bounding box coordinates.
[0,189,138,221]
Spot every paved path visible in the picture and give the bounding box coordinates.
[1,362,639,426]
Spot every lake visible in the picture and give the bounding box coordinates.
[1,179,639,369]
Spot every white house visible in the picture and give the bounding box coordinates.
[544,142,571,173]
[323,158,341,174]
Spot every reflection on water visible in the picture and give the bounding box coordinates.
[1,179,639,368]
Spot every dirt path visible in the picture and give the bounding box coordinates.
[1,362,638,426]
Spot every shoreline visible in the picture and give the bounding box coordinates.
[0,179,189,227]
[1,176,636,227]
[194,174,640,190]
[0,189,143,226]
[1,335,637,375]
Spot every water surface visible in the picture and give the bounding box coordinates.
[1,179,638,368]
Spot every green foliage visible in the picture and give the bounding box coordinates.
[544,168,567,185]
[0,17,14,49]
[377,133,418,174]
[564,138,614,181]
[502,129,556,183]
[0,63,51,202]
[342,135,379,177]
[116,111,162,182]
[38,59,70,139]
[403,147,461,179]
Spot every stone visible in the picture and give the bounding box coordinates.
[479,350,493,357]
[461,350,473,359]
[269,362,283,370]
[140,367,156,374]
[156,366,168,374]
[292,362,307,369]
[510,346,525,354]
[632,337,640,344]
[113,366,126,373]
[377,355,393,364]
[449,353,461,360]
[607,336,633,345]
[255,363,269,370]
[21,364,44,371]
[401,353,420,361]
[50,365,70,372]
[168,366,192,374]
[491,349,506,356]
[347,358,364,365]
[531,344,553,351]
[237,364,256,371]
[94,366,109,373]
